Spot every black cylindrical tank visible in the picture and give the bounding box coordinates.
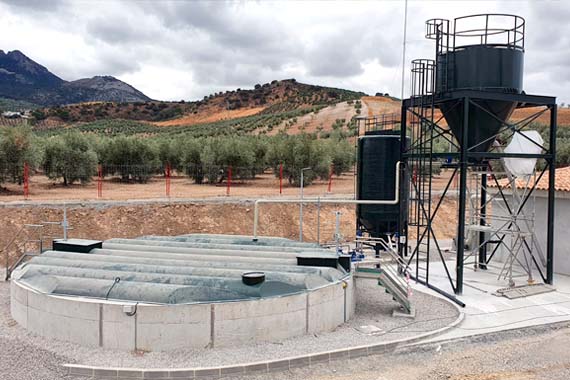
[436,46,524,93]
[437,45,524,152]
[356,131,405,237]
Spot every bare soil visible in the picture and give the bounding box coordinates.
[361,96,400,117]
[0,172,357,202]
[0,170,462,262]
[154,106,265,127]
[0,201,361,266]
[268,101,358,135]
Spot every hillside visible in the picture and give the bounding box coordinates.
[34,79,367,124]
[0,50,151,106]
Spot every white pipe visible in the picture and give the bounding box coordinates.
[252,162,401,241]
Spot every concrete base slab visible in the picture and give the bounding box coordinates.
[412,260,570,343]
[493,283,556,299]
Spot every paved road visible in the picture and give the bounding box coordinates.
[227,323,570,380]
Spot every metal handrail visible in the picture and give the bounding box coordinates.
[2,226,26,280]
[426,14,525,53]
[355,236,410,291]
[2,224,46,280]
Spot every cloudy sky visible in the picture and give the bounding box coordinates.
[0,0,568,103]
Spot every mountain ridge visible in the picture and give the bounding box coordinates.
[0,50,151,106]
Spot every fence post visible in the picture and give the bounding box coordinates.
[327,164,334,193]
[279,163,283,195]
[23,162,29,200]
[226,166,232,196]
[97,164,103,198]
[165,163,171,198]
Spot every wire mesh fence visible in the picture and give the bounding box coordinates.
[0,162,349,200]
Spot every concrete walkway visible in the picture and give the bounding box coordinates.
[413,260,570,343]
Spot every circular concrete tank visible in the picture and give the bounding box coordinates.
[10,234,354,351]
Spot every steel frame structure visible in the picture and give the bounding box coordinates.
[396,14,557,300]
[399,88,556,296]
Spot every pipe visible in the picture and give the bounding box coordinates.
[253,162,401,241]
[410,274,466,308]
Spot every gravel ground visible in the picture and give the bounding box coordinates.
[0,278,458,371]
[0,282,76,380]
[224,322,570,380]
[4,277,570,380]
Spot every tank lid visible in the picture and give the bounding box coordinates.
[363,130,400,136]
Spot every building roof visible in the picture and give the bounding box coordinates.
[489,166,570,193]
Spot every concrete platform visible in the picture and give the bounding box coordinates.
[412,260,570,343]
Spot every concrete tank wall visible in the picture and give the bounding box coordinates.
[10,275,355,352]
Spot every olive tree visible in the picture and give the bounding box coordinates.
[42,132,98,185]
[98,136,158,183]
[266,133,331,186]
[0,125,37,184]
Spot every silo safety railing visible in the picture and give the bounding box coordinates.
[426,14,525,53]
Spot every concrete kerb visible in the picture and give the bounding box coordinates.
[62,290,465,379]
[0,194,354,210]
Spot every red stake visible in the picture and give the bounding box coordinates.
[23,162,29,200]
[327,164,334,193]
[97,164,103,198]
[165,163,171,197]
[226,166,232,196]
[279,163,283,195]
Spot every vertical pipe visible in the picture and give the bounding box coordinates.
[317,196,321,245]
[62,204,68,241]
[399,102,408,260]
[456,98,470,294]
[334,211,341,253]
[546,104,557,284]
[478,170,488,269]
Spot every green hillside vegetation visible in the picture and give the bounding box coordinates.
[32,106,327,138]
[36,79,366,123]
[0,97,40,112]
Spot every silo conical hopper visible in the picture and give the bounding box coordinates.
[431,15,525,152]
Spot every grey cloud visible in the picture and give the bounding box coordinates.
[0,0,64,12]
[1,0,568,103]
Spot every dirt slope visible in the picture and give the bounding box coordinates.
[154,107,265,127]
[361,96,400,117]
